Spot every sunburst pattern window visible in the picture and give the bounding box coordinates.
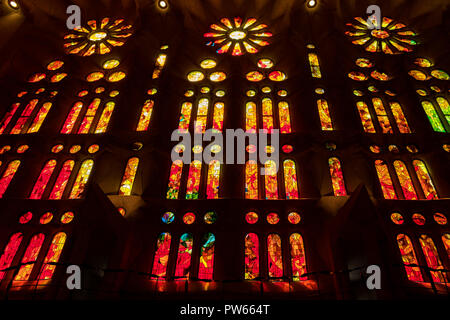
[204,18,272,56]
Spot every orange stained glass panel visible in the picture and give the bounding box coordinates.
[61,102,83,134]
[262,98,274,133]
[174,233,193,279]
[78,99,101,134]
[419,235,447,283]
[396,234,423,282]
[442,234,450,262]
[29,160,57,199]
[151,233,171,278]
[212,102,224,132]
[28,102,52,133]
[265,160,278,200]
[245,160,258,199]
[68,159,94,199]
[137,100,154,131]
[290,233,307,281]
[206,160,220,199]
[283,160,299,199]
[14,233,45,281]
[317,99,333,131]
[245,233,259,280]
[389,102,411,133]
[0,233,23,281]
[374,160,397,199]
[372,98,393,133]
[0,160,20,198]
[393,160,418,200]
[119,157,139,196]
[94,101,115,133]
[328,157,347,196]
[198,233,215,280]
[246,102,257,133]
[267,234,283,279]
[0,103,20,134]
[166,160,183,199]
[356,101,376,133]
[178,102,193,132]
[38,232,67,280]
[412,160,438,200]
[186,160,202,200]
[308,53,322,78]
[49,160,75,200]
[278,101,292,133]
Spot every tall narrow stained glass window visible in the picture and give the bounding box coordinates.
[412,160,438,200]
[186,160,202,200]
[246,102,257,132]
[328,157,347,196]
[11,99,39,134]
[178,102,193,132]
[0,160,21,198]
[119,157,139,196]
[38,232,67,281]
[278,101,291,133]
[49,160,75,199]
[198,233,215,280]
[375,160,397,199]
[212,102,224,132]
[389,102,411,133]
[61,101,83,134]
[174,233,193,279]
[78,98,101,134]
[0,233,23,281]
[267,234,283,279]
[167,160,183,199]
[317,99,333,131]
[421,101,445,132]
[95,101,115,133]
[28,102,53,133]
[396,234,423,282]
[283,160,299,199]
[0,103,20,134]
[151,233,171,278]
[137,100,154,131]
[195,98,209,133]
[290,233,307,281]
[262,98,274,133]
[393,160,418,200]
[419,235,447,283]
[308,53,322,78]
[69,159,94,199]
[372,98,393,133]
[245,160,258,199]
[206,160,220,199]
[436,97,450,125]
[14,233,45,282]
[152,53,167,79]
[264,160,278,200]
[442,234,450,261]
[29,160,57,199]
[245,233,259,280]
[356,101,376,133]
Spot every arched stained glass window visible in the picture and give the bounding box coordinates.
[0,103,20,134]
[419,235,447,283]
[0,160,21,198]
[393,160,418,200]
[152,53,168,79]
[61,101,83,134]
[356,101,376,133]
[174,233,193,279]
[372,98,393,133]
[436,97,450,125]
[328,157,347,196]
[27,102,53,133]
[283,160,299,199]
[186,160,202,200]
[78,98,101,134]
[278,101,291,133]
[262,98,274,133]
[421,101,445,132]
[151,233,171,278]
[69,159,94,199]
[198,233,215,280]
[195,98,209,133]
[267,234,283,279]
[245,160,258,199]
[38,232,67,280]
[95,101,115,133]
[389,102,411,133]
[178,102,193,132]
[136,100,154,131]
[119,157,139,196]
[0,233,23,281]
[206,160,220,199]
[442,234,450,261]
[11,99,39,134]
[290,233,307,281]
[317,99,333,131]
[264,160,278,200]
[14,233,45,281]
[412,160,438,200]
[246,102,257,133]
[167,160,183,199]
[29,159,57,199]
[212,102,224,132]
[396,234,423,282]
[245,233,259,280]
[374,160,397,199]
[308,53,322,78]
[49,160,75,199]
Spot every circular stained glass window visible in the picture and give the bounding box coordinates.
[267,213,280,225]
[61,212,75,224]
[192,145,203,154]
[201,87,210,94]
[200,59,217,69]
[95,86,105,94]
[187,71,204,82]
[0,145,11,154]
[388,145,399,153]
[148,88,157,95]
[107,71,126,82]
[162,212,175,224]
[174,144,185,153]
[246,90,256,97]
[431,69,450,81]
[258,58,274,69]
[348,72,368,81]
[51,73,68,83]
[288,212,301,224]
[278,90,288,97]
[210,144,222,153]
[246,212,258,224]
[370,145,381,153]
[78,90,89,97]
[353,90,364,96]
[51,144,64,153]
[412,213,426,226]
[183,212,196,225]
[103,59,120,69]
[355,58,374,68]
[315,88,325,95]
[69,145,81,154]
[406,145,418,154]
[414,58,433,68]
[416,89,427,96]
[268,71,286,81]
[246,71,264,82]
[47,60,64,71]
[216,90,225,97]
[19,212,33,224]
[88,144,100,154]
[246,145,257,153]
[433,213,447,225]
[110,90,120,97]
[39,212,53,225]
[86,72,104,82]
[282,145,293,154]
[408,70,428,81]
[17,145,29,154]
[204,211,217,224]
[262,86,272,93]
[390,213,404,225]
[185,90,194,97]
[210,71,227,82]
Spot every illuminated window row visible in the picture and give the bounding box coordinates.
[420,98,450,133]
[151,232,215,280]
[374,159,438,200]
[245,233,307,281]
[396,233,450,284]
[391,212,447,226]
[0,232,67,284]
[19,211,75,225]
[245,99,291,133]
[178,99,225,133]
[161,211,217,225]
[245,211,301,225]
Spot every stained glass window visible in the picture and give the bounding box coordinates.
[206,160,220,199]
[69,159,94,199]
[78,98,101,134]
[151,233,171,278]
[393,160,418,200]
[198,233,215,280]
[212,102,224,132]
[245,160,258,199]
[38,232,67,281]
[290,233,307,281]
[389,102,411,133]
[137,100,154,132]
[49,160,75,199]
[195,98,209,133]
[174,233,193,279]
[0,103,20,134]
[95,101,115,133]
[119,157,139,196]
[267,234,283,279]
[0,233,23,281]
[442,234,450,262]
[186,161,202,200]
[436,97,450,125]
[278,101,291,133]
[262,98,274,133]
[419,235,447,283]
[308,53,322,78]
[167,160,183,199]
[28,102,52,133]
[179,102,193,132]
[375,160,397,199]
[372,98,393,133]
[61,101,83,134]
[246,102,257,133]
[0,160,21,198]
[14,233,45,281]
[421,101,445,132]
[10,99,39,134]
[152,53,168,79]
[396,234,423,282]
[356,101,376,133]
[264,160,278,200]
[328,157,347,196]
[317,99,333,131]
[283,160,299,199]
[245,233,259,280]
[29,160,57,199]
[412,160,438,200]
